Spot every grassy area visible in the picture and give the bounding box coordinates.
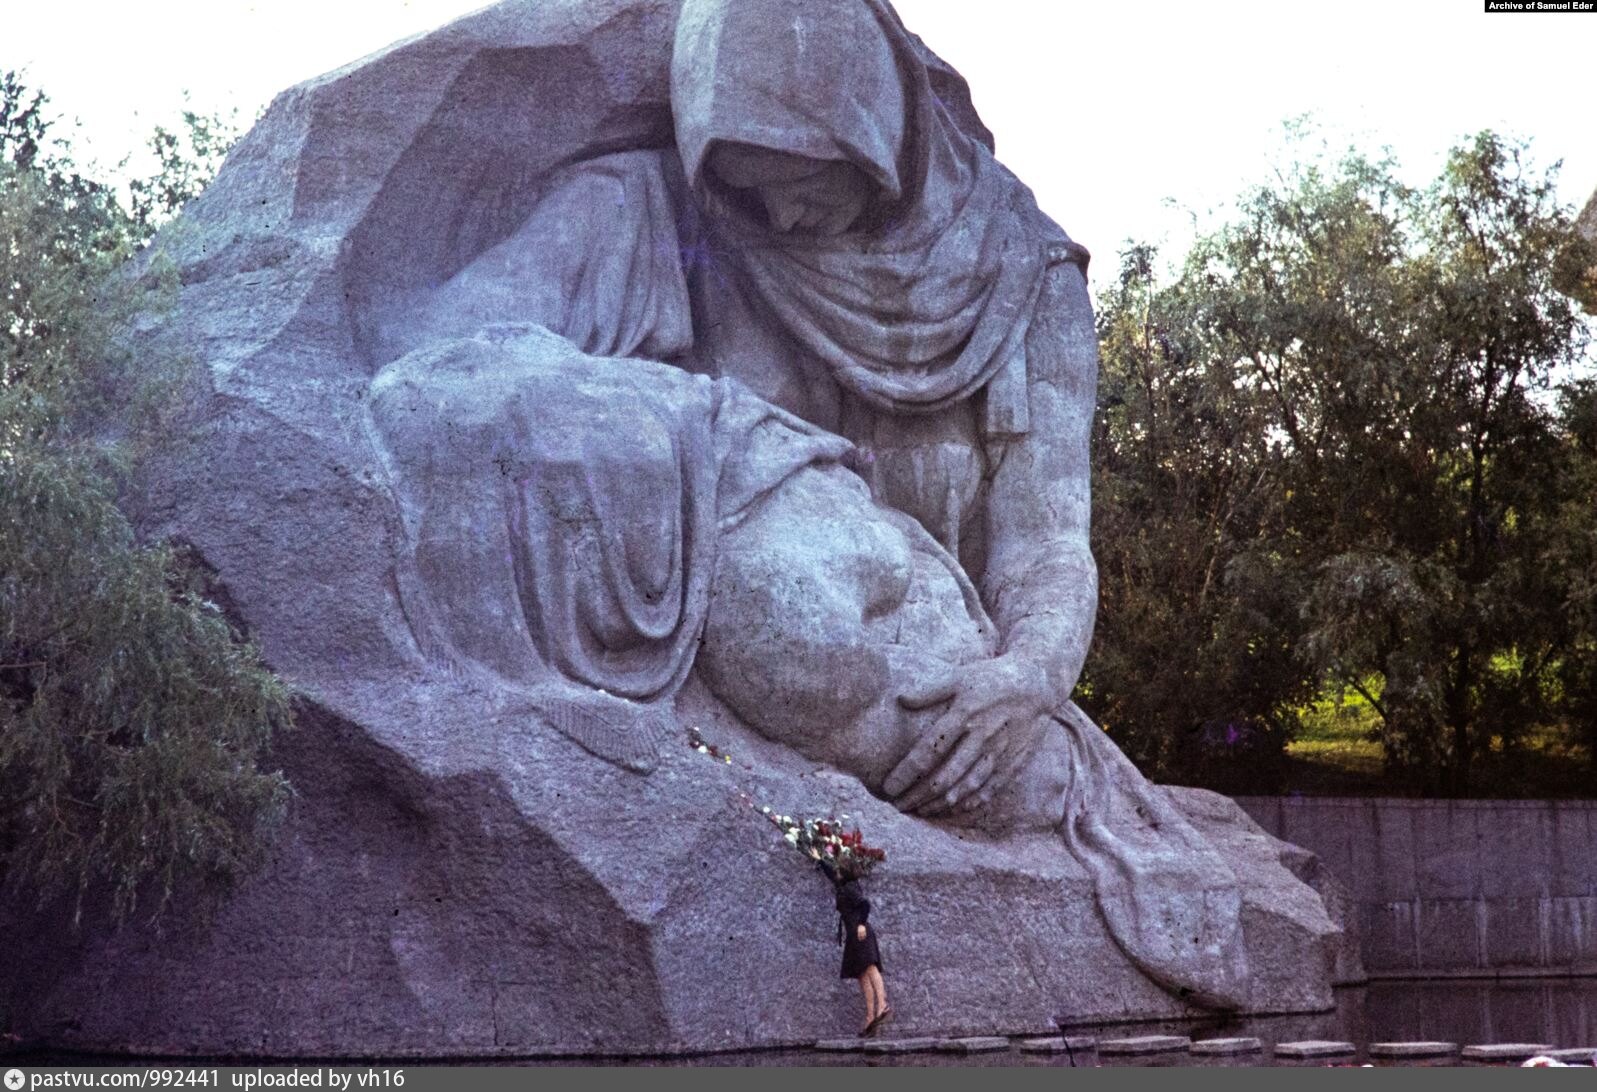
[1287,684,1386,783]
[1274,680,1594,799]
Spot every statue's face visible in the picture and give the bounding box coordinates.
[707,142,874,236]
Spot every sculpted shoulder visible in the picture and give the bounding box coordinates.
[370,150,692,367]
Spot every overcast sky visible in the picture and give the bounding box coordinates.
[9,0,1595,286]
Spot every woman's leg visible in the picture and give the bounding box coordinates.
[856,974,878,1032]
[866,965,889,1020]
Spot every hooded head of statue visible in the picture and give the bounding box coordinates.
[669,0,1077,438]
[672,0,910,238]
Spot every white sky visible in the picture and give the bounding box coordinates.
[8,0,1595,286]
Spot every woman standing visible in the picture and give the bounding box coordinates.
[818,856,891,1036]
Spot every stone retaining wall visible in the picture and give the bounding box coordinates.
[1234,797,1597,976]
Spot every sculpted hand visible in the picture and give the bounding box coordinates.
[884,654,1055,816]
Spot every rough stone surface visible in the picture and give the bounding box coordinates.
[1265,839,1366,985]
[1,0,1344,1058]
[1368,1042,1457,1057]
[1097,1036,1191,1055]
[862,1037,940,1054]
[1191,1038,1262,1054]
[1274,1040,1355,1057]
[1545,1048,1597,1064]
[1019,1036,1096,1053]
[1238,796,1597,976]
[936,1036,1009,1053]
[1462,1043,1556,1061]
[814,1039,868,1052]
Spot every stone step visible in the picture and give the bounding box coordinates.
[1368,1041,1458,1058]
[1274,1040,1355,1058]
[862,1036,941,1054]
[1191,1037,1262,1055]
[1019,1036,1097,1054]
[814,1038,867,1051]
[1544,1048,1597,1065]
[936,1036,1010,1053]
[1098,1035,1191,1055]
[1462,1043,1555,1061]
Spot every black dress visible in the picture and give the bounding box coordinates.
[821,862,883,979]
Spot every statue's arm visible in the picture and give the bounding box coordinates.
[883,257,1099,813]
[981,257,1099,704]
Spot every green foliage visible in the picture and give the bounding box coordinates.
[1082,244,1309,786]
[0,450,292,920]
[1085,131,1597,794]
[1544,379,1597,772]
[1,74,289,922]
[127,98,239,239]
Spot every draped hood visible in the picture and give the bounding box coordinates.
[671,0,1087,438]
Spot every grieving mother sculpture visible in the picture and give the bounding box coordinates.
[0,0,1356,1057]
[677,0,1259,1008]
[365,0,1252,1008]
[673,0,1097,818]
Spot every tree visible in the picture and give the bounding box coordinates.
[1082,245,1309,786]
[127,97,239,239]
[1085,132,1597,794]
[1,75,290,922]
[1541,379,1597,777]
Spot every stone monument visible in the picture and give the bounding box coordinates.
[2,0,1359,1056]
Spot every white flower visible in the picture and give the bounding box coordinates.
[761,805,771,814]
[696,744,709,754]
[784,831,799,844]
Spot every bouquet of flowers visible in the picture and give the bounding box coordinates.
[761,807,886,879]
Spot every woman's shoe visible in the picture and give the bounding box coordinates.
[867,1009,893,1037]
